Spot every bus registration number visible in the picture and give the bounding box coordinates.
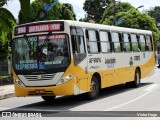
[35,89,45,94]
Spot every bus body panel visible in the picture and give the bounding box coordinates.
[13,20,155,97]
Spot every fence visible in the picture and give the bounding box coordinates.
[0,60,8,76]
[0,59,13,85]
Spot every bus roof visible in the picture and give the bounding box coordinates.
[15,20,152,35]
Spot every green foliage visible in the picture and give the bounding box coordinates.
[0,32,6,52]
[0,0,7,6]
[62,3,76,20]
[83,0,111,22]
[0,0,15,55]
[100,2,134,24]
[19,0,61,24]
[19,0,76,24]
[79,17,89,22]
[148,6,160,24]
[100,2,160,42]
[0,8,15,33]
[19,0,30,22]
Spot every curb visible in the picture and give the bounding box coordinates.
[0,93,15,100]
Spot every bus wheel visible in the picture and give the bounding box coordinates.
[41,96,56,103]
[127,69,140,88]
[86,76,99,100]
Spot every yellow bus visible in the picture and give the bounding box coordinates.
[12,20,155,102]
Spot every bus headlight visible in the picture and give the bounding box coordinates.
[65,74,72,80]
[56,74,73,85]
[14,78,25,87]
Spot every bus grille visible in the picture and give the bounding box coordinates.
[24,74,56,81]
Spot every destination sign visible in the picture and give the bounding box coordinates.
[29,24,61,33]
[14,22,64,35]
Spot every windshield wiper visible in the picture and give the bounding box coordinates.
[44,31,52,46]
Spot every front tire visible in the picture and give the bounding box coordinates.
[41,96,56,103]
[86,76,99,100]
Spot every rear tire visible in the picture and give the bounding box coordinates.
[126,69,140,88]
[86,76,99,100]
[41,96,56,103]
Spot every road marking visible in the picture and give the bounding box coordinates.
[104,91,152,111]
[104,84,160,111]
[143,84,159,92]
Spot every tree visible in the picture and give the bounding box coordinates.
[62,3,76,20]
[100,2,160,42]
[18,0,53,23]
[0,0,15,55]
[19,0,61,24]
[18,0,76,24]
[0,0,15,34]
[19,0,30,22]
[83,0,111,22]
[148,6,160,25]
[100,2,134,24]
[79,17,89,22]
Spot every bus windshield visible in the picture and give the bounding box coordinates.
[13,34,70,73]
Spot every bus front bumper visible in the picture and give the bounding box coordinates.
[14,80,74,97]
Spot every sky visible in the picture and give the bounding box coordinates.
[3,0,160,20]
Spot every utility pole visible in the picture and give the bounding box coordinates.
[113,0,116,26]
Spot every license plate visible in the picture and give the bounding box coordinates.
[35,89,45,94]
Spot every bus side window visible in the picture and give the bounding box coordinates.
[139,34,146,52]
[71,29,78,54]
[146,35,153,51]
[78,36,85,53]
[111,32,121,52]
[122,33,131,52]
[99,31,111,53]
[86,30,99,53]
[71,28,86,65]
[71,28,85,54]
[131,34,140,52]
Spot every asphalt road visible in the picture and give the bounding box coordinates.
[0,66,160,120]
